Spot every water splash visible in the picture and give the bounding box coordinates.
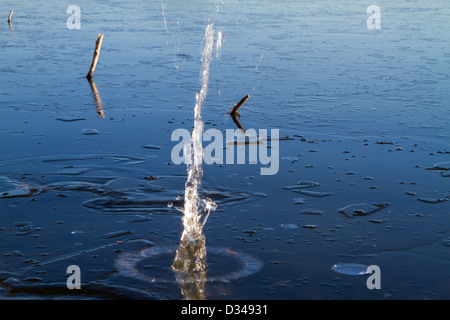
[161,0,168,33]
[216,30,222,59]
[172,22,216,275]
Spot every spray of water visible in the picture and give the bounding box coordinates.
[216,30,222,59]
[113,21,262,300]
[161,0,168,32]
[172,22,217,274]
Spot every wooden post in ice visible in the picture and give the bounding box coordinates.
[7,10,13,22]
[86,33,104,79]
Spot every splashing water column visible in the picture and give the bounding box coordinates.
[172,22,215,275]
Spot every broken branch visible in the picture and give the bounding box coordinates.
[7,9,13,23]
[86,33,104,79]
[230,94,250,116]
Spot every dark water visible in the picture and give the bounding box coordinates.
[1,0,449,299]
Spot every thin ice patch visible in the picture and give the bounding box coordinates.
[338,202,390,218]
[331,263,369,275]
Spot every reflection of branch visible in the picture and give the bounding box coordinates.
[231,113,245,133]
[230,94,250,116]
[86,33,104,79]
[229,95,264,145]
[7,10,13,35]
[230,94,251,133]
[87,77,105,118]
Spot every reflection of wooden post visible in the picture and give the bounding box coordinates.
[86,33,104,79]
[87,77,105,118]
[7,10,13,22]
[230,94,250,116]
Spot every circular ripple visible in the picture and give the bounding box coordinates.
[115,246,262,284]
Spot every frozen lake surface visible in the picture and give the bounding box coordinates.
[0,0,449,299]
